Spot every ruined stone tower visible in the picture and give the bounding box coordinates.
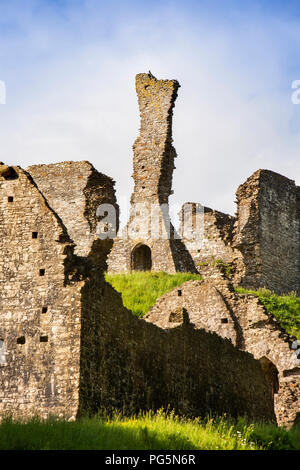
[107,73,195,273]
[233,170,300,296]
[131,73,178,206]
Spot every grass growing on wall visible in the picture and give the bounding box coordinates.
[105,271,202,317]
[0,411,299,450]
[236,287,300,339]
[105,272,300,337]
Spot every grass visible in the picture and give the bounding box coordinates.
[105,271,202,317]
[236,287,300,339]
[1,275,299,450]
[0,410,299,450]
[106,273,300,338]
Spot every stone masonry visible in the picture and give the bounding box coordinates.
[27,160,119,266]
[232,169,300,295]
[0,163,276,422]
[0,165,82,419]
[178,172,300,297]
[145,271,300,427]
[0,72,299,426]
[179,203,236,271]
[107,73,196,274]
[107,73,300,297]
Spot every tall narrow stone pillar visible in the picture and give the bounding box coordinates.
[131,73,179,206]
[107,73,195,273]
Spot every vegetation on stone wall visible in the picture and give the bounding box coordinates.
[0,411,299,450]
[236,287,300,339]
[105,273,300,340]
[105,271,202,317]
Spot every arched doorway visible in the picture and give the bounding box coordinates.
[131,244,152,271]
[259,356,279,398]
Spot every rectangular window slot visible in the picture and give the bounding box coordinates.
[221,318,229,324]
[42,307,48,314]
[40,336,48,343]
[178,290,182,297]
[32,232,38,239]
[39,269,45,276]
[0,339,7,366]
[17,336,25,345]
[7,196,14,203]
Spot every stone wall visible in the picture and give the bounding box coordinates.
[107,74,299,296]
[131,73,179,206]
[0,163,276,423]
[107,235,196,274]
[107,73,196,274]
[1,70,299,426]
[233,169,300,295]
[0,165,83,420]
[179,203,236,273]
[145,275,300,426]
[79,267,276,422]
[27,161,118,260]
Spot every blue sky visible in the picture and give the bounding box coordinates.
[0,0,300,223]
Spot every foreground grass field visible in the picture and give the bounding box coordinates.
[105,271,202,317]
[105,272,300,338]
[0,411,299,450]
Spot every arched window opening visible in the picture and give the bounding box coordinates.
[259,356,279,397]
[0,339,7,366]
[131,244,152,271]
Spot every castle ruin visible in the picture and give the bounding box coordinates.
[0,72,299,426]
[145,275,300,426]
[0,164,275,422]
[107,74,300,298]
[107,73,196,274]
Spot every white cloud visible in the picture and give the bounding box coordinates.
[0,1,300,227]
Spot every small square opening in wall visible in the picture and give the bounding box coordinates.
[0,339,7,366]
[32,232,38,239]
[42,307,48,314]
[221,318,229,324]
[40,336,48,343]
[178,290,182,297]
[17,336,25,345]
[39,269,45,276]
[7,196,14,203]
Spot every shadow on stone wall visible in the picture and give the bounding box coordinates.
[77,256,276,422]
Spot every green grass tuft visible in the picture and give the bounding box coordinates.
[236,287,300,339]
[105,271,202,317]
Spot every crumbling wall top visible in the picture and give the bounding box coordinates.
[131,73,180,204]
[27,160,118,258]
